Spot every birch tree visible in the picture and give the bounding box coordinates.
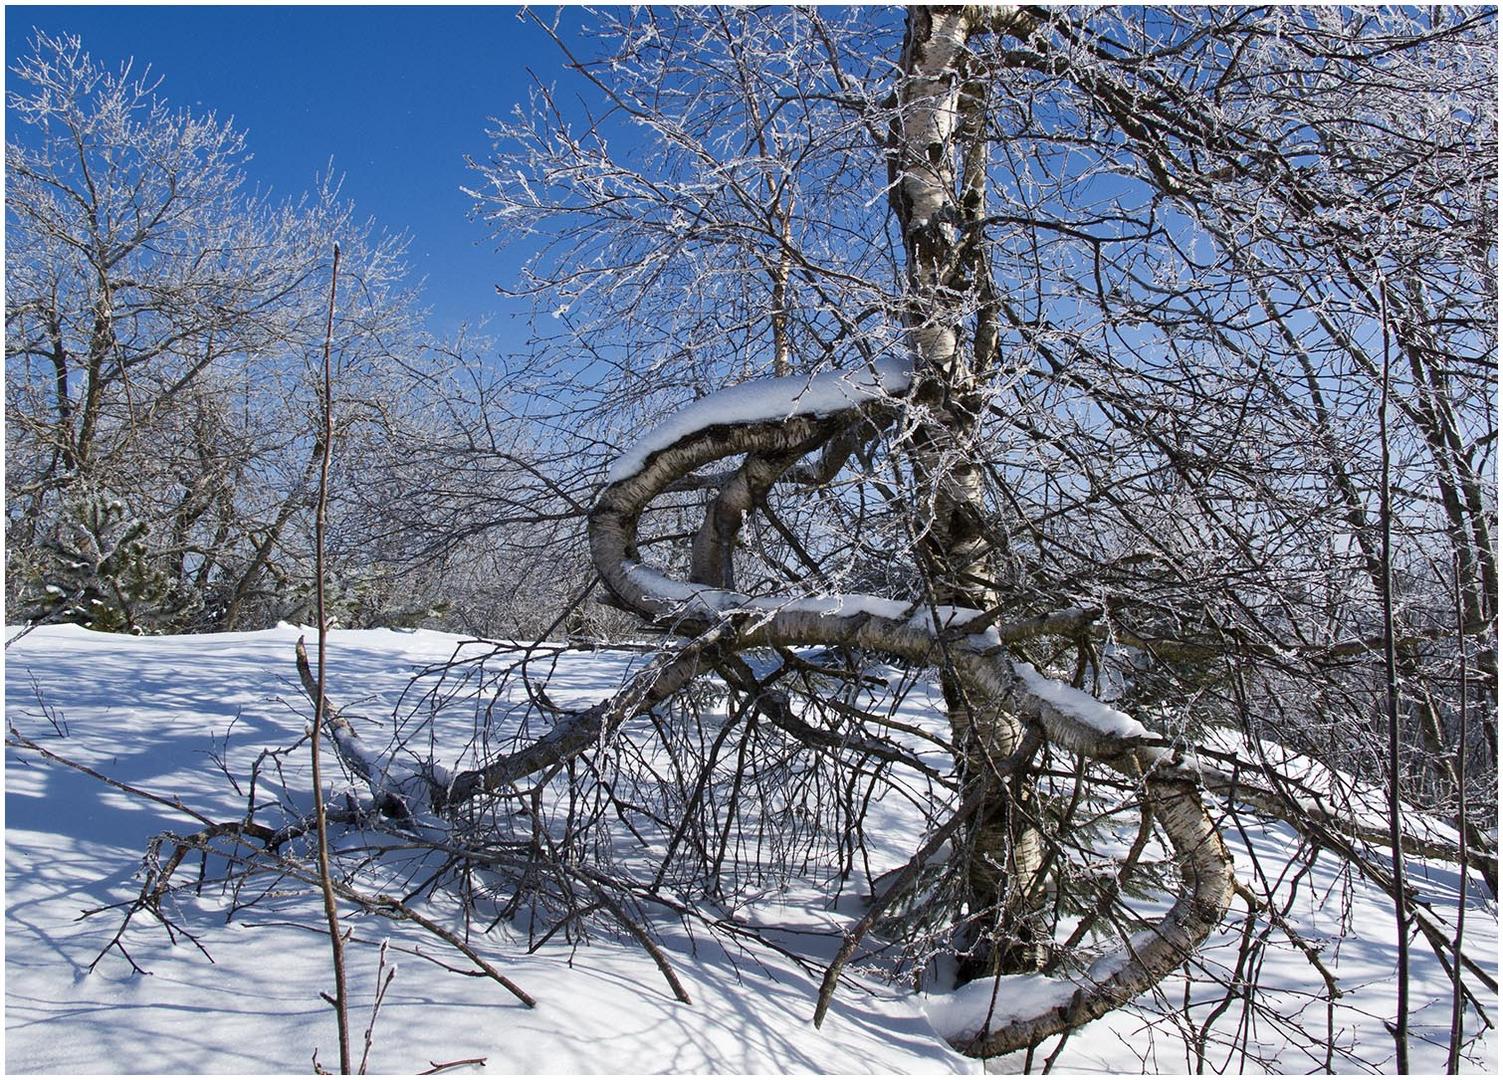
[463,4,1496,1058]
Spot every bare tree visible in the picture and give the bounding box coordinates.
[4,31,437,633]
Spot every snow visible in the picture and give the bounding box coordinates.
[6,623,1498,1074]
[4,623,963,1075]
[1012,661,1150,739]
[607,358,912,484]
[622,561,740,615]
[777,593,920,622]
[922,974,1081,1044]
[622,563,922,626]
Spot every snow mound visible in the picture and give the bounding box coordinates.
[5,625,1496,1074]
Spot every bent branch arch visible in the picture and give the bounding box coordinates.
[582,361,1236,1055]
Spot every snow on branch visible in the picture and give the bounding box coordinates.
[606,358,912,484]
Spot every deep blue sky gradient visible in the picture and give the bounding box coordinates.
[5,5,579,339]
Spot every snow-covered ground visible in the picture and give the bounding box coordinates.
[5,624,1497,1073]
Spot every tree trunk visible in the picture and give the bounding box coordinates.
[889,5,1044,979]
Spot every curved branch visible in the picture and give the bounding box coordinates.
[581,359,1235,1055]
[430,354,1473,1054]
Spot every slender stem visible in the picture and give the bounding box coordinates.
[1447,549,1470,1074]
[311,242,351,1074]
[1377,278,1410,1073]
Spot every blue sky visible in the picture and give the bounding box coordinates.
[5,5,580,340]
